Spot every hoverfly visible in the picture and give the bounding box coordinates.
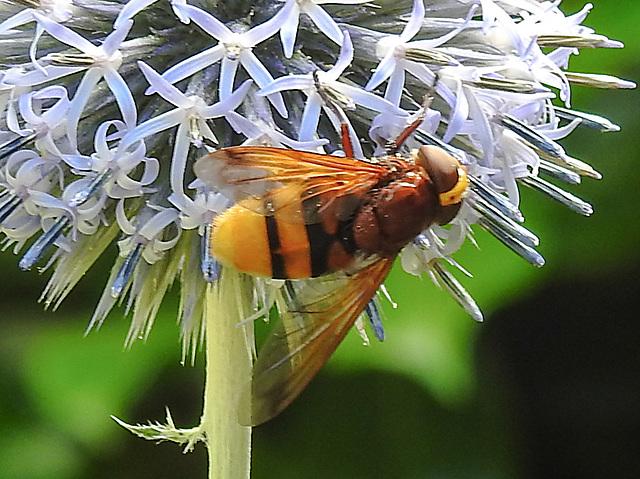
[194,104,468,425]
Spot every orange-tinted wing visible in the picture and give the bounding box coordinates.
[194,146,386,222]
[243,257,394,426]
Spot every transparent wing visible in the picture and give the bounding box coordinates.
[195,146,386,222]
[243,257,394,425]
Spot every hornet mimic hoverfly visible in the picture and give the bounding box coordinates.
[195,100,468,425]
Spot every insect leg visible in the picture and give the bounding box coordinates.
[387,108,427,155]
[387,73,442,154]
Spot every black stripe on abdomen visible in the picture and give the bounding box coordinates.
[265,214,286,279]
[302,196,337,278]
[305,222,333,277]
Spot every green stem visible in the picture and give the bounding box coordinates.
[201,269,253,478]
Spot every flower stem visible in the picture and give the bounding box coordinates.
[202,269,254,478]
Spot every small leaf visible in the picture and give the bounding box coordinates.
[112,407,205,453]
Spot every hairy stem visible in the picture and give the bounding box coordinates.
[202,269,254,478]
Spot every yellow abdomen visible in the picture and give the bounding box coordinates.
[211,187,314,279]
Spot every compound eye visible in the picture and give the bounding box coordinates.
[417,145,460,194]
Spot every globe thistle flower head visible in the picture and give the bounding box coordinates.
[0,1,635,476]
[0,0,635,348]
[0,0,634,391]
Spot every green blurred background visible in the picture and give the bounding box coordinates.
[1,1,639,477]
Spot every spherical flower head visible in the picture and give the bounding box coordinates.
[0,0,635,473]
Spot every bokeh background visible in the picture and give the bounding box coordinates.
[1,1,638,477]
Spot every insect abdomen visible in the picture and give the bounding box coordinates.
[211,204,274,277]
[211,187,355,279]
